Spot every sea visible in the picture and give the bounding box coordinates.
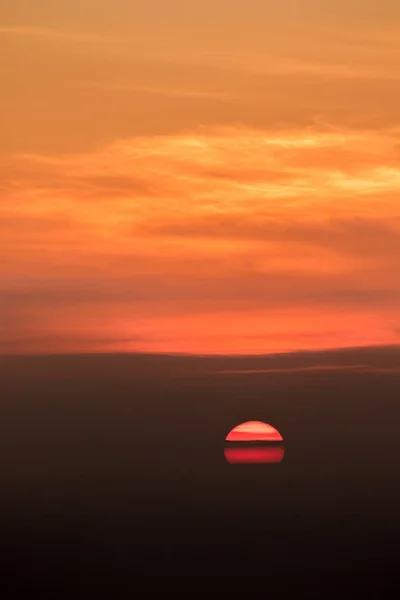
[1,348,399,596]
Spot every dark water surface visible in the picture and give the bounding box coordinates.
[1,350,399,595]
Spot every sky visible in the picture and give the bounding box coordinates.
[1,1,400,354]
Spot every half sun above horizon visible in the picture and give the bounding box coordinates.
[225,421,283,443]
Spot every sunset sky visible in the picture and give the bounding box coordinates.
[2,1,400,355]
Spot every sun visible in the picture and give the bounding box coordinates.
[225,421,283,443]
[224,421,284,464]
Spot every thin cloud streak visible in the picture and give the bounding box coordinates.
[81,82,236,101]
[0,25,120,45]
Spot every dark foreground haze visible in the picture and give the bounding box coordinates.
[1,346,400,596]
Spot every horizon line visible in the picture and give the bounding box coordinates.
[1,342,400,360]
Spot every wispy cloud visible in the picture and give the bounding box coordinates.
[3,24,400,82]
[83,82,235,101]
[212,365,400,375]
[0,26,117,44]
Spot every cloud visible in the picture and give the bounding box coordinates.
[0,26,118,45]
[82,82,236,101]
[212,364,399,375]
[3,19,400,159]
[2,125,400,354]
[146,215,400,259]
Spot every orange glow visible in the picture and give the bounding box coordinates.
[2,3,400,355]
[226,421,283,443]
[224,446,285,464]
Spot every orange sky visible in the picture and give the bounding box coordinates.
[2,1,400,354]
